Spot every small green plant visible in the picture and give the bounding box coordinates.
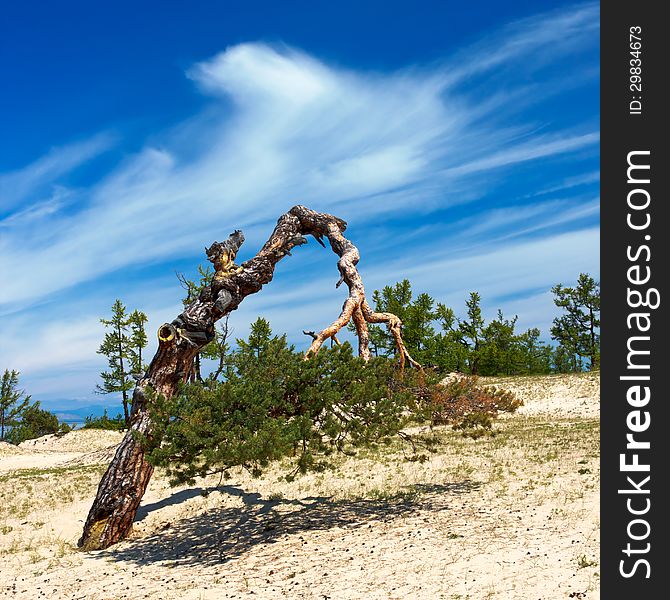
[453,411,494,439]
[576,554,597,569]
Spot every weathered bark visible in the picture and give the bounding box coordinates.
[77,410,154,551]
[78,205,419,550]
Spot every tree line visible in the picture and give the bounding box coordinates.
[0,370,71,444]
[357,273,600,375]
[87,270,598,428]
[1,272,599,442]
[94,271,599,407]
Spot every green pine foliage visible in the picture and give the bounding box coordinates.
[139,273,598,487]
[358,280,438,362]
[457,292,486,374]
[97,299,148,425]
[128,309,149,377]
[147,319,420,485]
[429,304,469,372]
[1,369,31,441]
[357,280,562,376]
[550,273,600,371]
[4,401,70,444]
[81,410,126,431]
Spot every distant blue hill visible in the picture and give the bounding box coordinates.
[53,404,124,424]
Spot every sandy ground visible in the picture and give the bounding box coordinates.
[0,373,600,599]
[485,372,600,420]
[0,431,125,474]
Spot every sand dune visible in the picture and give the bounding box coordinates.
[0,373,600,599]
[0,441,25,456]
[18,429,125,454]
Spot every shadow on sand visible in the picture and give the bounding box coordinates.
[103,480,481,568]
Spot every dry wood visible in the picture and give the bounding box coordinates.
[78,205,419,550]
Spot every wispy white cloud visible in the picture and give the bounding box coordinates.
[457,197,600,246]
[529,170,600,197]
[446,2,600,84]
[0,4,599,404]
[0,4,599,310]
[442,132,599,178]
[0,187,72,228]
[394,227,599,303]
[0,133,115,213]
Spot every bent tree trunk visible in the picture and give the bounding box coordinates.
[78,205,419,550]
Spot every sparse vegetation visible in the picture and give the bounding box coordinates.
[81,410,126,431]
[0,375,600,598]
[577,554,598,569]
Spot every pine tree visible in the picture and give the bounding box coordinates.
[1,369,31,441]
[366,281,413,356]
[457,292,486,375]
[97,300,135,426]
[238,317,274,358]
[516,328,553,374]
[479,310,519,375]
[552,344,576,373]
[128,309,149,378]
[404,292,437,356]
[365,280,437,363]
[429,304,468,372]
[147,319,422,486]
[5,401,66,445]
[550,273,600,371]
[200,316,232,382]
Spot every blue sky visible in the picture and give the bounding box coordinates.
[0,1,599,413]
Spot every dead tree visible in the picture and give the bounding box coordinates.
[77,205,420,551]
